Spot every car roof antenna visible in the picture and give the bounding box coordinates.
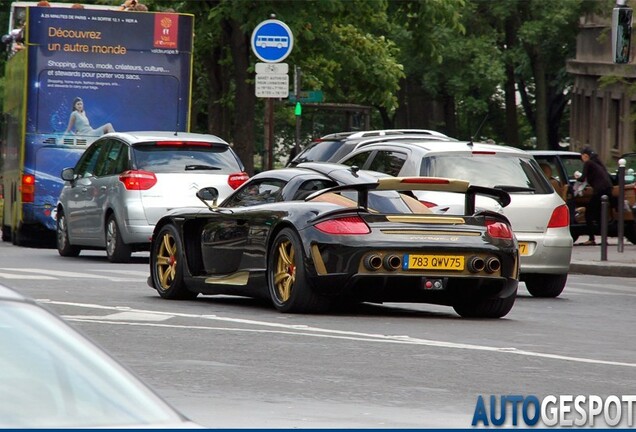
[468,114,488,147]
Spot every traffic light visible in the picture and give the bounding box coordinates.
[612,5,633,64]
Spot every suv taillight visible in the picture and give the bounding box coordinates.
[21,174,35,203]
[119,170,157,190]
[547,204,570,228]
[228,172,249,189]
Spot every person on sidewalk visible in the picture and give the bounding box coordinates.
[577,146,613,245]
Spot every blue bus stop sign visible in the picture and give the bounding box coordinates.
[251,19,294,63]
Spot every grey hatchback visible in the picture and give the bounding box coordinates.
[56,131,248,262]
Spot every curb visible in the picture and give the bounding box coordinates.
[569,262,636,278]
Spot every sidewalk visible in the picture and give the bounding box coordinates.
[569,238,636,277]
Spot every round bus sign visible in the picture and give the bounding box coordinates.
[251,19,294,63]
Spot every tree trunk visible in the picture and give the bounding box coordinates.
[503,15,520,147]
[229,19,256,175]
[530,50,549,150]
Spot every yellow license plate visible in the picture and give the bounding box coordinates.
[406,255,465,271]
[518,242,529,256]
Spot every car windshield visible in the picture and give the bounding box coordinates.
[421,154,551,193]
[0,301,184,428]
[133,143,240,174]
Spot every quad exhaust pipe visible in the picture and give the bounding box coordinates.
[383,254,402,271]
[364,254,383,271]
[485,257,501,273]
[467,256,485,273]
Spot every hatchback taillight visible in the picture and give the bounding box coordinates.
[119,170,157,190]
[314,216,370,235]
[547,204,570,228]
[228,172,249,189]
[485,218,513,239]
[21,174,35,203]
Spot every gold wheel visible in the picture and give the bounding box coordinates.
[156,231,178,290]
[273,239,295,302]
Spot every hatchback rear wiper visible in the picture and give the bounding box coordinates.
[493,185,535,192]
[185,164,221,171]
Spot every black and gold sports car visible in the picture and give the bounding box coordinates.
[148,163,519,318]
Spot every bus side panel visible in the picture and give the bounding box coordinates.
[1,6,195,240]
[1,49,27,238]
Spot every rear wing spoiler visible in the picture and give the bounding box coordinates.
[306,176,511,214]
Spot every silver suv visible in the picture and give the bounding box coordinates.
[56,131,248,262]
[339,139,573,298]
[288,129,454,167]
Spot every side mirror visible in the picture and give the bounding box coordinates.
[196,187,219,209]
[61,167,75,182]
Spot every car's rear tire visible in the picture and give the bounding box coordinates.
[267,228,329,313]
[151,224,198,300]
[453,287,517,319]
[523,273,567,298]
[105,214,131,263]
[56,210,80,257]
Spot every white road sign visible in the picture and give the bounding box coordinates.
[255,73,289,98]
[255,62,289,74]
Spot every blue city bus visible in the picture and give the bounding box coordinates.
[0,2,194,245]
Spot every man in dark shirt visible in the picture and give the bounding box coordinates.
[578,147,613,245]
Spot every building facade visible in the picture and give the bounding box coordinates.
[567,12,636,164]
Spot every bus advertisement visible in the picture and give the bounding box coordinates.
[1,2,194,245]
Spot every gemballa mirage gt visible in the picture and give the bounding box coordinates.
[148,163,519,318]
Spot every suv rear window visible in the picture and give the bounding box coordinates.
[294,140,343,163]
[421,154,552,194]
[132,143,240,174]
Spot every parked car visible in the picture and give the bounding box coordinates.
[338,139,572,298]
[529,150,636,244]
[56,131,248,263]
[0,283,197,428]
[148,162,519,318]
[287,129,454,167]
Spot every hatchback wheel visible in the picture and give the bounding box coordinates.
[105,215,131,263]
[151,224,197,300]
[56,210,80,257]
[523,273,567,298]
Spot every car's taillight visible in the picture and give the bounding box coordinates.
[314,216,371,235]
[21,174,35,203]
[485,218,513,239]
[119,170,157,190]
[547,204,570,228]
[228,172,249,189]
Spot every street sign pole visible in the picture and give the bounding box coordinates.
[294,66,301,156]
[251,17,294,171]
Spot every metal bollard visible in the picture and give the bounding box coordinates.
[601,195,608,261]
[618,158,626,253]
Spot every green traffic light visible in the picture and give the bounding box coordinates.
[295,102,302,116]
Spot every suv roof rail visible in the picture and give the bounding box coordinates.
[353,134,456,148]
[346,129,449,139]
[318,129,450,141]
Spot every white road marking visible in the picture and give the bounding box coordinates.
[0,272,56,280]
[43,299,636,369]
[0,268,145,282]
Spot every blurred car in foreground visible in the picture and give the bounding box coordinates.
[287,129,454,167]
[148,163,519,318]
[0,283,197,428]
[529,150,636,244]
[338,139,572,298]
[56,131,248,263]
